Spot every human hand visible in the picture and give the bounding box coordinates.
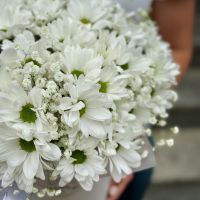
[106,174,134,200]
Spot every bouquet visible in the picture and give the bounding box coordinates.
[0,0,179,198]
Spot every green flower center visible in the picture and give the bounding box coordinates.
[79,105,86,117]
[116,144,121,152]
[71,150,87,164]
[99,81,108,93]
[59,38,64,43]
[151,89,156,96]
[20,103,37,123]
[120,63,129,70]
[80,18,91,25]
[71,69,84,78]
[24,57,41,67]
[0,28,7,32]
[19,139,36,153]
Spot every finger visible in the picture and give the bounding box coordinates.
[111,182,128,200]
[108,175,134,200]
[109,184,119,197]
[106,197,114,200]
[122,174,134,185]
[109,174,134,187]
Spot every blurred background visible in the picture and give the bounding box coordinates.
[144,2,200,200]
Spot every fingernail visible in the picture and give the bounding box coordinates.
[109,186,118,196]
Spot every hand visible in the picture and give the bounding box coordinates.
[106,174,134,200]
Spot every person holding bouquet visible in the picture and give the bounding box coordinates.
[107,0,195,200]
[0,0,195,200]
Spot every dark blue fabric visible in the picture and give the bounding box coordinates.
[118,168,154,200]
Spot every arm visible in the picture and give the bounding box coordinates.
[152,0,195,83]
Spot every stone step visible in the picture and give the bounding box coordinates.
[197,0,200,12]
[152,128,200,184]
[167,108,200,128]
[167,68,200,127]
[192,49,200,67]
[176,68,200,109]
[144,182,200,200]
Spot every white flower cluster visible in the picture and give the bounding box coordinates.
[0,0,179,195]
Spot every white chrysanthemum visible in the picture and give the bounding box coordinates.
[2,31,35,53]
[9,37,49,65]
[114,100,137,124]
[0,124,61,192]
[95,31,131,66]
[1,36,51,80]
[98,66,129,101]
[100,134,141,182]
[108,141,141,182]
[0,48,19,68]
[147,52,180,86]
[44,18,95,50]
[120,54,152,75]
[138,19,171,55]
[67,0,110,28]
[59,77,111,138]
[0,0,32,39]
[0,67,12,92]
[62,46,103,81]
[53,139,106,191]
[0,83,46,132]
[148,89,178,117]
[29,0,64,23]
[129,107,155,136]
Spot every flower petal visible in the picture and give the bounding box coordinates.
[23,152,39,179]
[79,118,107,138]
[7,150,27,167]
[86,108,111,121]
[0,124,18,140]
[29,87,43,108]
[38,143,61,161]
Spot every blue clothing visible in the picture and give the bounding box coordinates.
[119,168,154,200]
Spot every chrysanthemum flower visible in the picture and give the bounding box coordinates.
[0,83,46,133]
[59,77,111,138]
[62,46,103,82]
[0,124,61,192]
[53,138,106,191]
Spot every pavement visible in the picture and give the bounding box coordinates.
[152,128,200,183]
[144,182,200,200]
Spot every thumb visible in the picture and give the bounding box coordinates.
[106,174,134,200]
